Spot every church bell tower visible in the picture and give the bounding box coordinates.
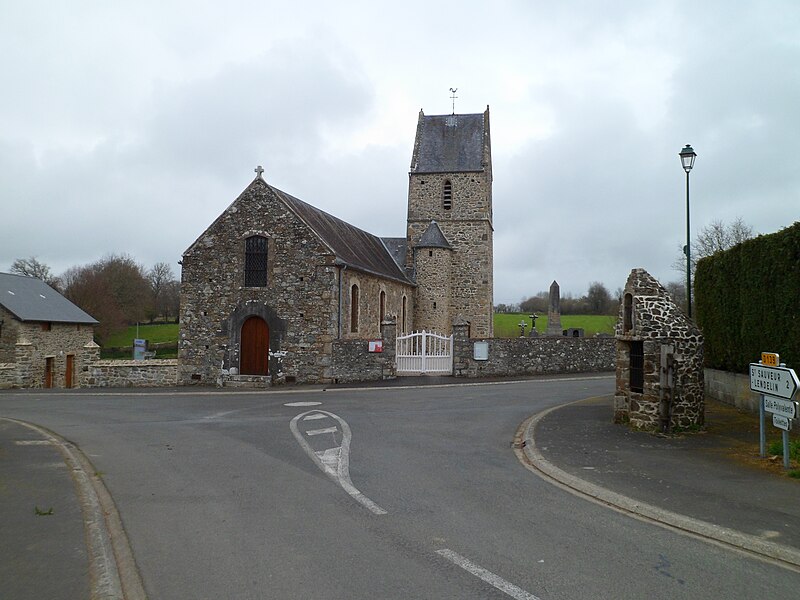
[406,106,494,337]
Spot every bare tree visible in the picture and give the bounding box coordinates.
[664,281,688,313]
[586,282,613,315]
[60,254,153,343]
[148,262,178,322]
[10,256,60,289]
[673,217,754,276]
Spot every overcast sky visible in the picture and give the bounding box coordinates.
[2,1,798,303]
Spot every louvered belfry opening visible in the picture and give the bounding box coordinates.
[442,180,452,210]
[244,235,268,287]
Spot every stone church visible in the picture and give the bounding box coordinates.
[179,107,493,385]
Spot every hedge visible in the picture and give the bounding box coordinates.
[695,221,800,373]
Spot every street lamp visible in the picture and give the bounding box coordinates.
[679,144,697,318]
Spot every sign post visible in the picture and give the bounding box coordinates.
[750,356,799,468]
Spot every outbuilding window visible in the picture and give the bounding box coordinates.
[244,235,268,287]
[630,341,644,393]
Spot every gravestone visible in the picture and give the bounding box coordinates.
[546,280,563,336]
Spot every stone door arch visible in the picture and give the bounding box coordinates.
[240,316,269,375]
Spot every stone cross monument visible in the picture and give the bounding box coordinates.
[546,280,563,336]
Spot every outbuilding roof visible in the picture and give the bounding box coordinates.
[0,272,98,324]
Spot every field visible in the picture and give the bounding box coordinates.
[104,323,180,347]
[98,316,616,359]
[493,313,617,338]
[101,323,179,359]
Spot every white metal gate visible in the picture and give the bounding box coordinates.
[396,330,453,375]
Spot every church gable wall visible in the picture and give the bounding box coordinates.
[179,180,341,385]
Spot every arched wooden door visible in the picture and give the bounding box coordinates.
[240,316,269,375]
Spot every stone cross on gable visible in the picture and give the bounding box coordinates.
[255,165,264,178]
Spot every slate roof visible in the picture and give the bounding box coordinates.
[272,186,414,285]
[416,221,452,249]
[0,272,98,324]
[380,237,408,269]
[411,112,486,173]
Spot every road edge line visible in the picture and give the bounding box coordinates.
[513,398,800,572]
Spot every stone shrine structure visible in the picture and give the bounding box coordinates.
[546,280,563,336]
[613,268,704,431]
[179,107,494,386]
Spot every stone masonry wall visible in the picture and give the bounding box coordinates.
[331,319,397,383]
[84,360,178,387]
[0,306,19,362]
[412,246,451,334]
[452,323,615,378]
[407,170,493,337]
[341,271,413,339]
[11,321,95,388]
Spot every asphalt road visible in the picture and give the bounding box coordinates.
[2,375,798,599]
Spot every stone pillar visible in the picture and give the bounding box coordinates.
[80,341,101,388]
[452,318,471,377]
[14,340,33,388]
[380,317,397,380]
[546,280,563,336]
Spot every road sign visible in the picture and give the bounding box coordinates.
[773,414,792,431]
[761,352,780,367]
[749,363,799,400]
[764,396,797,419]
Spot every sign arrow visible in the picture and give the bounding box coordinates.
[749,364,799,400]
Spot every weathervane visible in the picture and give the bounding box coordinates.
[449,88,458,114]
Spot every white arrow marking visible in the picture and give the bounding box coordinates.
[290,410,387,515]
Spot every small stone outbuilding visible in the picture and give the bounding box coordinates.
[0,272,98,389]
[614,268,704,431]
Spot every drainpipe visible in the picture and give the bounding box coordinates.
[337,264,346,339]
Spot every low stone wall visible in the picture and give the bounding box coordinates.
[85,360,178,388]
[453,328,615,378]
[705,368,757,412]
[331,341,396,383]
[0,363,16,389]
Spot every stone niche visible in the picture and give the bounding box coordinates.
[614,268,704,431]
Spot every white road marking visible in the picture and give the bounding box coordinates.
[303,413,328,421]
[284,401,323,407]
[290,410,387,515]
[15,440,51,446]
[306,427,337,436]
[436,549,542,600]
[202,409,242,420]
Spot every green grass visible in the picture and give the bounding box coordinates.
[104,323,179,347]
[768,438,800,461]
[493,313,617,338]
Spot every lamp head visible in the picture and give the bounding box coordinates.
[680,144,697,173]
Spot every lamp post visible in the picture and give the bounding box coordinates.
[679,144,697,318]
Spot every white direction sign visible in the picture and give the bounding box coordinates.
[773,414,792,431]
[764,396,797,419]
[749,363,799,400]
